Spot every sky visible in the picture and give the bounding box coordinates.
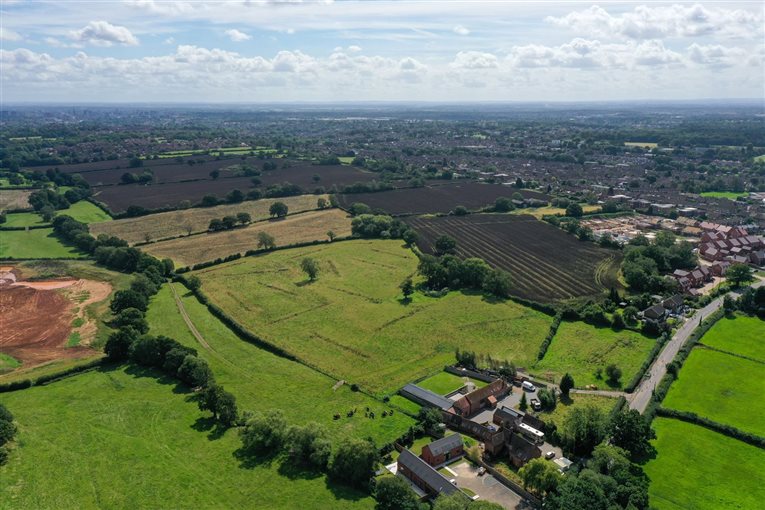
[1,1,763,103]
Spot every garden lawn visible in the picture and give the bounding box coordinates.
[698,314,765,361]
[662,347,765,436]
[699,191,747,200]
[536,393,617,429]
[193,239,552,396]
[0,366,373,510]
[533,321,656,389]
[0,228,85,259]
[388,395,421,416]
[417,371,488,396]
[61,201,111,224]
[1,212,47,228]
[147,284,414,444]
[645,418,765,510]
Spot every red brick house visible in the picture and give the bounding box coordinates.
[507,433,542,468]
[453,379,509,416]
[421,433,464,467]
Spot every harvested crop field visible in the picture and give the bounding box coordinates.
[405,214,621,302]
[337,182,549,215]
[0,189,31,210]
[92,161,378,212]
[0,271,110,369]
[90,194,331,244]
[144,208,352,267]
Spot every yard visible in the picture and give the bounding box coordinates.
[0,228,85,259]
[0,366,374,510]
[645,418,765,510]
[533,321,656,389]
[417,371,488,395]
[697,313,764,361]
[192,239,553,396]
[146,284,414,444]
[661,347,765,436]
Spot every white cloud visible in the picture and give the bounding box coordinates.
[69,21,139,46]
[224,29,252,42]
[546,4,763,40]
[687,43,746,68]
[347,45,362,53]
[164,37,175,45]
[451,51,498,69]
[453,25,470,36]
[0,28,22,41]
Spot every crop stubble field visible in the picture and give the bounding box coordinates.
[406,214,621,302]
[192,239,553,395]
[0,189,31,210]
[90,194,331,244]
[338,182,549,215]
[145,208,352,269]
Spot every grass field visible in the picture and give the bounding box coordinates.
[699,191,747,200]
[147,284,414,443]
[510,204,600,219]
[0,366,374,510]
[417,371,488,395]
[624,142,658,148]
[0,228,85,259]
[697,314,764,361]
[645,418,765,510]
[0,353,21,375]
[60,201,111,224]
[536,393,617,429]
[0,212,47,227]
[193,240,553,395]
[90,194,331,244]
[388,395,421,415]
[533,321,655,389]
[144,208,352,267]
[754,155,765,163]
[0,189,31,210]
[662,347,765,436]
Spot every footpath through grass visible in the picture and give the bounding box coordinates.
[0,228,85,259]
[697,313,765,361]
[533,321,656,389]
[645,418,765,510]
[147,284,414,444]
[0,366,373,510]
[193,239,553,396]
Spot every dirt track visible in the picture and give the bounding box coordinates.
[0,271,112,369]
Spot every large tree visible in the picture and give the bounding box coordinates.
[240,409,287,452]
[609,410,656,460]
[519,457,562,498]
[375,475,422,510]
[269,201,289,218]
[726,263,754,287]
[328,437,379,489]
[560,373,575,397]
[301,257,320,281]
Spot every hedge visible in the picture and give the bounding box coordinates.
[624,332,670,393]
[536,312,563,361]
[0,224,51,231]
[656,407,765,449]
[0,358,107,393]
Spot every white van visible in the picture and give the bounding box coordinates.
[522,381,536,392]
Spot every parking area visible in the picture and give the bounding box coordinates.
[468,386,540,426]
[450,461,532,509]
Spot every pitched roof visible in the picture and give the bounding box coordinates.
[423,433,463,457]
[463,379,507,406]
[401,384,454,411]
[507,434,541,462]
[495,405,524,422]
[398,449,459,496]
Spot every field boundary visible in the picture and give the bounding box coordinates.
[655,407,765,449]
[0,357,107,393]
[624,332,670,393]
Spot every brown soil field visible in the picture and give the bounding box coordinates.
[0,276,111,369]
[337,182,549,215]
[405,214,622,303]
[91,160,378,212]
[0,189,31,210]
[144,208,352,267]
[90,194,331,244]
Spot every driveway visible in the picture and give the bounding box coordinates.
[450,461,532,509]
[469,387,539,425]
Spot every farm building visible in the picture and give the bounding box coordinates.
[421,433,464,467]
[453,379,509,416]
[493,406,525,428]
[401,384,455,412]
[397,449,463,499]
[507,433,542,468]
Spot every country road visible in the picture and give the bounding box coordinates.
[629,278,764,413]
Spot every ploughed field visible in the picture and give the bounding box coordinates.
[337,182,549,215]
[191,239,552,396]
[144,209,352,267]
[405,214,621,302]
[90,194,331,244]
[90,160,378,213]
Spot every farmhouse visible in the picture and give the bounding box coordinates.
[397,448,462,498]
[421,433,464,467]
[642,304,667,321]
[453,379,510,416]
[506,433,542,468]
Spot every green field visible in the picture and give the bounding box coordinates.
[0,228,85,259]
[147,284,414,443]
[193,240,552,395]
[0,366,373,510]
[662,348,765,436]
[1,212,47,227]
[338,156,355,164]
[388,395,421,415]
[60,201,111,224]
[536,393,617,429]
[753,155,765,163]
[645,418,765,510]
[533,321,656,389]
[699,191,747,200]
[417,371,488,396]
[698,314,765,361]
[624,142,658,148]
[0,353,21,375]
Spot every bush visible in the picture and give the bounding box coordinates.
[240,409,287,452]
[328,437,379,489]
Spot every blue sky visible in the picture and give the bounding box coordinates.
[1,1,763,102]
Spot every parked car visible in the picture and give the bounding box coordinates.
[522,381,536,392]
[530,398,542,411]
[477,467,486,476]
[545,451,556,459]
